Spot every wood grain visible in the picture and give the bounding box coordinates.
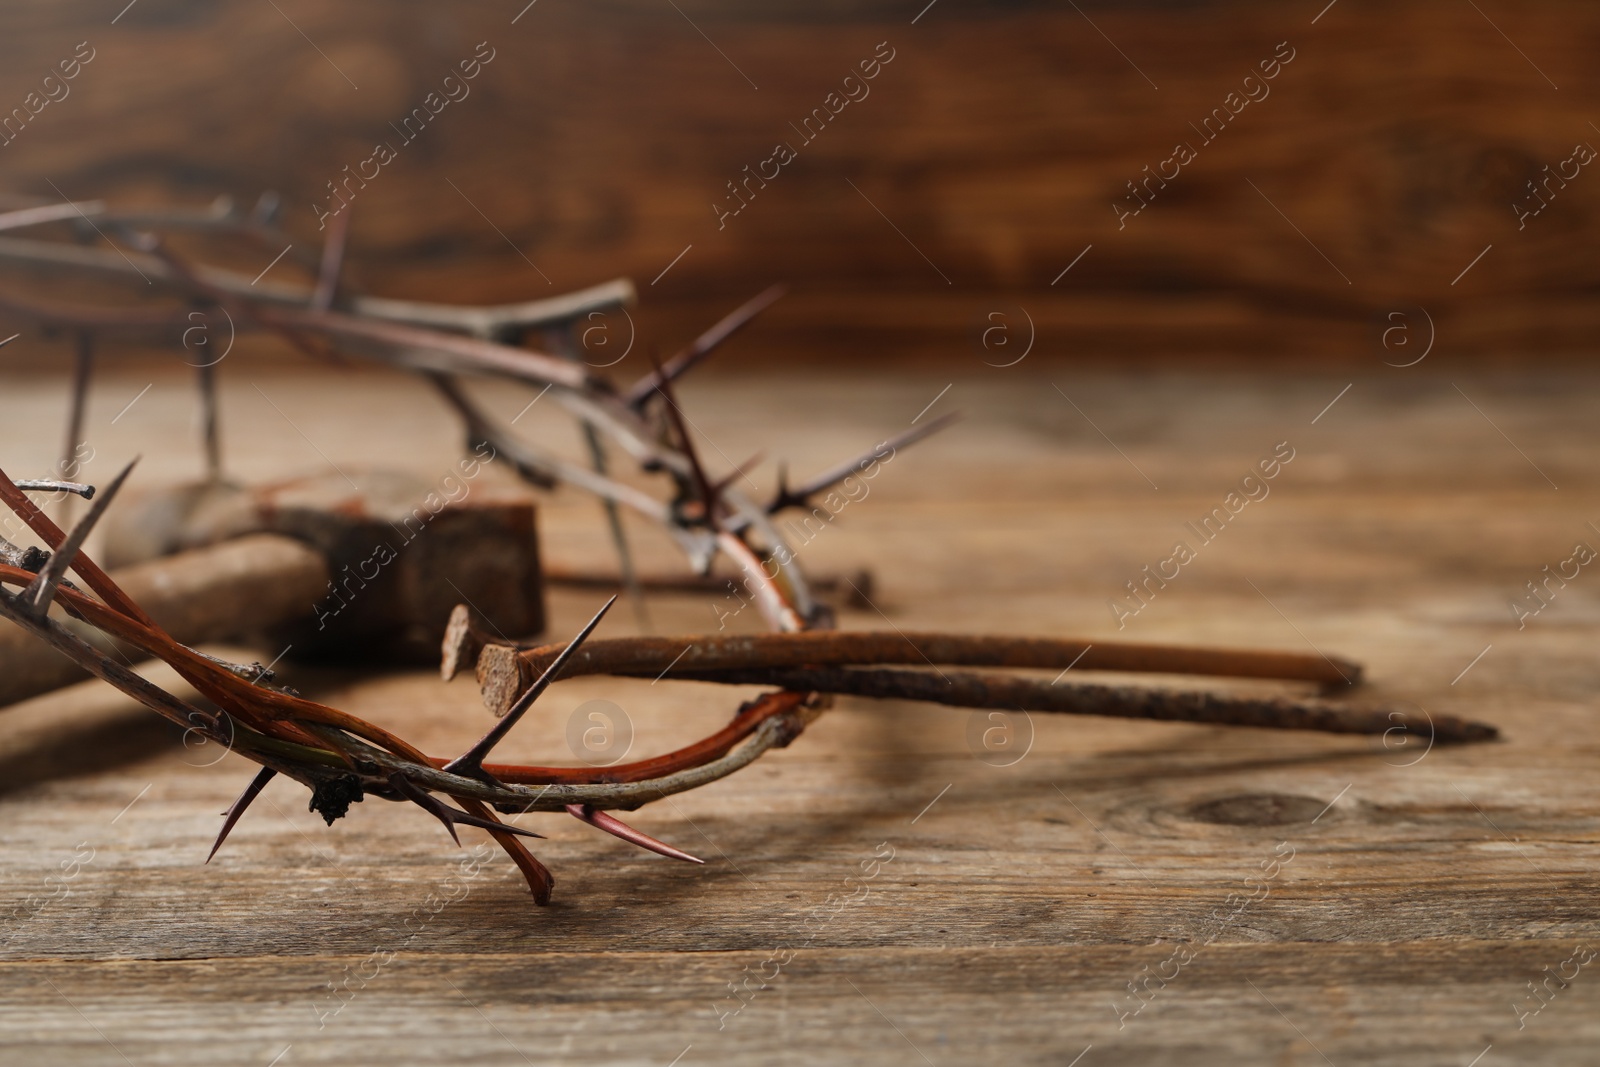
[0,364,1596,1063]
[2,1,1599,364]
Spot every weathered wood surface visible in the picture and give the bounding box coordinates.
[3,1,1600,361]
[0,365,1596,1064]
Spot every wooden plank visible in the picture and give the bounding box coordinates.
[0,367,1596,1062]
[0,942,1597,1066]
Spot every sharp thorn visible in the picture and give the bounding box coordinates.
[769,412,961,513]
[711,451,764,500]
[389,773,461,845]
[494,830,555,905]
[768,460,804,513]
[389,773,545,843]
[0,333,19,348]
[24,456,138,616]
[565,804,705,864]
[440,809,545,839]
[649,350,721,530]
[207,766,276,863]
[443,595,617,778]
[624,283,786,409]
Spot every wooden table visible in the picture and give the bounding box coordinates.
[0,363,1595,1065]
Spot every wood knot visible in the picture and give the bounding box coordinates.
[1185,793,1328,827]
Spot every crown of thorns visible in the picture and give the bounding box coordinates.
[0,200,1495,904]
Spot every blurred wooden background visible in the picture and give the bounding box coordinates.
[1,0,1598,364]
